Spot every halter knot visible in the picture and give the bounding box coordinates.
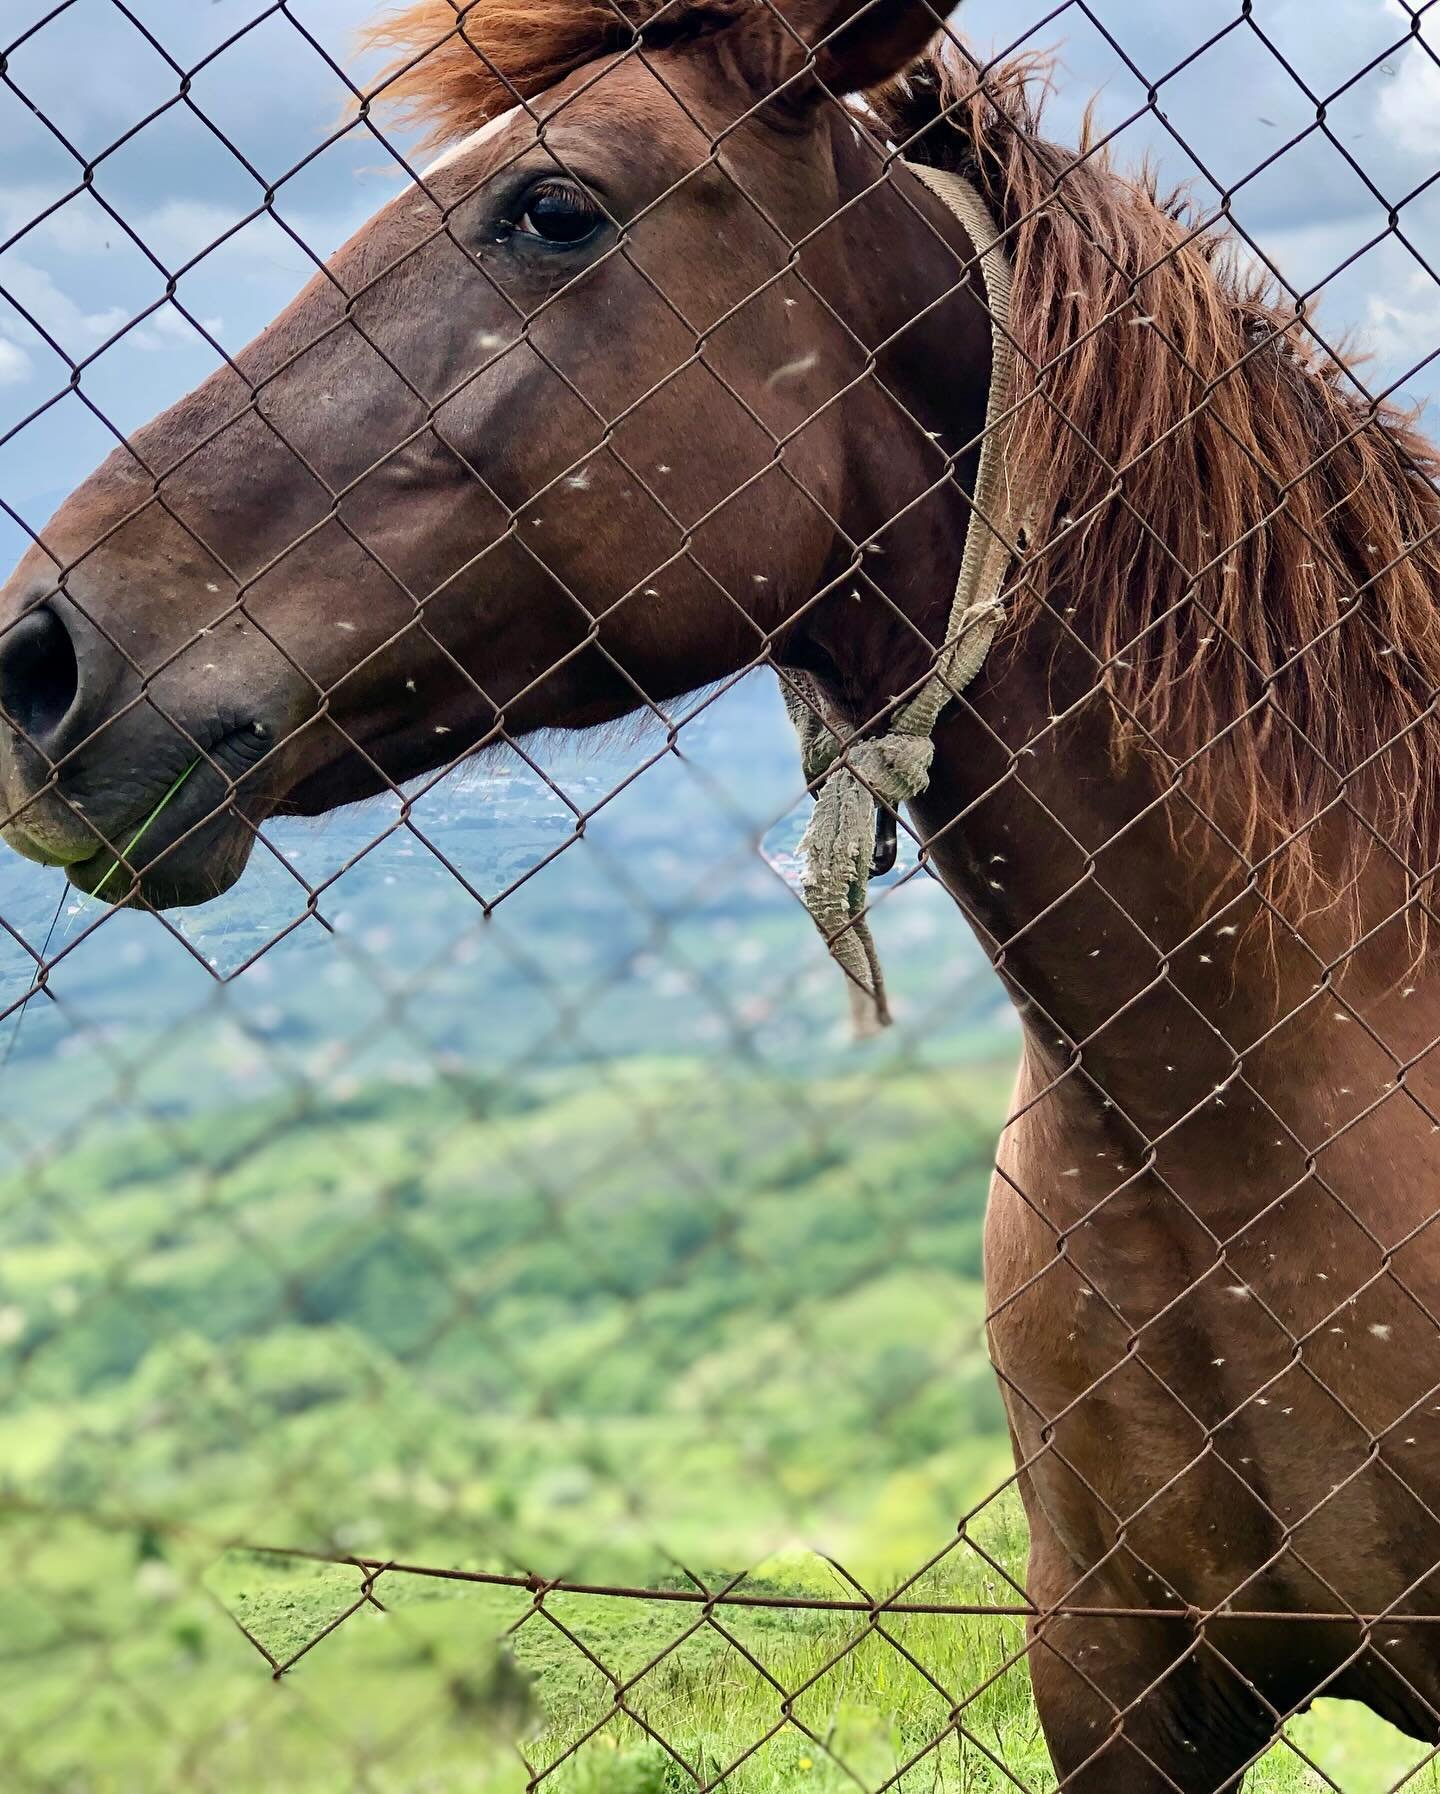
[792,730,934,1037]
[788,590,1009,1036]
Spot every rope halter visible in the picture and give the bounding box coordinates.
[781,161,1023,1037]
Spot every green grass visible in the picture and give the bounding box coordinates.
[4,1052,1440,1791]
[7,1503,1439,1794]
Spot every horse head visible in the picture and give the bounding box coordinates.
[0,0,992,907]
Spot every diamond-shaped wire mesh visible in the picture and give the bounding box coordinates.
[7,1,1440,1790]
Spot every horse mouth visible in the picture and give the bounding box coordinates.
[55,723,280,910]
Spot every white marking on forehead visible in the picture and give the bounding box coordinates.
[421,104,523,179]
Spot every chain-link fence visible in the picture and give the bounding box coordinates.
[5,1,1440,1789]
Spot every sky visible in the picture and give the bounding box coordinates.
[1,0,1439,577]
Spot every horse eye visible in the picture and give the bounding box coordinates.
[516,182,602,246]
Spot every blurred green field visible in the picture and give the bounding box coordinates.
[4,1048,1438,1792]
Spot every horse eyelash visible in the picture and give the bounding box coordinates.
[529,178,590,205]
[519,178,600,221]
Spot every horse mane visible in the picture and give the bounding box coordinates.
[873,48,1440,935]
[363,5,1440,933]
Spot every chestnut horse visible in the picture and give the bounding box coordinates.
[5,0,1440,1785]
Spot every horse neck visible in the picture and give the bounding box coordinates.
[903,615,1437,1212]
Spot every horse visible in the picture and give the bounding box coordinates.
[4,0,1440,1785]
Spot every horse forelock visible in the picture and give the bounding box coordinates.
[875,46,1440,940]
[360,0,744,151]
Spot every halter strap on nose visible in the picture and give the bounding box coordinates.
[780,160,1024,1037]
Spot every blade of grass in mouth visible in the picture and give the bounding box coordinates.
[89,758,201,902]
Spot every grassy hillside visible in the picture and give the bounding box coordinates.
[3,1051,1437,1792]
[2,1050,1014,1551]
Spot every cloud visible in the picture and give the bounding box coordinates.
[129,306,226,353]
[1378,2,1440,157]
[0,258,221,372]
[0,257,132,361]
[0,185,245,266]
[0,338,32,386]
[1363,269,1440,373]
[1377,49,1440,158]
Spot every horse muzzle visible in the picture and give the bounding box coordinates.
[0,591,296,908]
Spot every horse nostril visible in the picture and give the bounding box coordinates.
[0,605,80,748]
